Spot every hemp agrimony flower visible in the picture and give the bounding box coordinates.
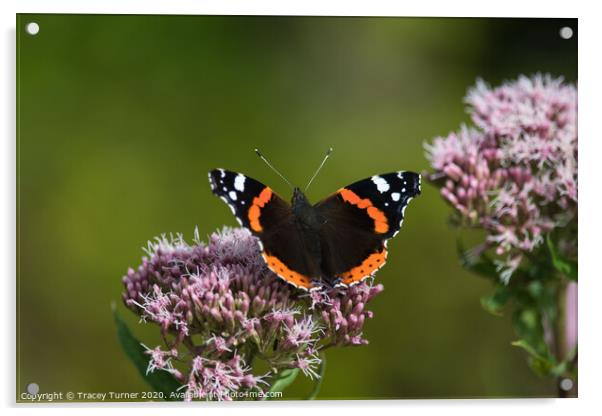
[121,226,383,401]
[425,74,577,282]
[425,74,577,395]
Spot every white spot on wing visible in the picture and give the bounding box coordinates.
[234,174,246,192]
[371,176,390,193]
[229,191,237,201]
[219,169,226,178]
[391,192,400,201]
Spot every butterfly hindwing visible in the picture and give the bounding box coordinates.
[258,222,322,290]
[315,196,387,286]
[315,171,421,286]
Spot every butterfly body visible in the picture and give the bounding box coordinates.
[291,188,326,230]
[209,168,420,290]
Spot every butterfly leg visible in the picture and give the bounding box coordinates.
[316,276,345,288]
[310,278,324,290]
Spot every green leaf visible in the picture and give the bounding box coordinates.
[480,286,512,316]
[267,368,299,400]
[550,361,568,378]
[113,306,181,400]
[456,239,499,280]
[512,308,546,352]
[512,339,556,377]
[306,354,327,400]
[546,234,577,281]
[512,339,543,359]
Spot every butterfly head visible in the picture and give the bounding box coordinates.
[292,187,310,211]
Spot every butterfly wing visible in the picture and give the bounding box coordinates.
[314,171,421,287]
[209,169,287,233]
[208,169,318,290]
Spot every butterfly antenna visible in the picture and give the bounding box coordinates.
[254,149,294,189]
[304,147,333,192]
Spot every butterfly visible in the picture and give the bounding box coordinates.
[208,149,421,290]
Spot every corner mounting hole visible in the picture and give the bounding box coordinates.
[560,378,574,391]
[26,22,40,36]
[559,26,573,40]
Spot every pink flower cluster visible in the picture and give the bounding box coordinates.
[426,75,577,281]
[122,227,383,401]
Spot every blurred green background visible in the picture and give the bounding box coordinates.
[17,14,577,401]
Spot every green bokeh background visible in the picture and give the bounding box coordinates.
[17,14,577,401]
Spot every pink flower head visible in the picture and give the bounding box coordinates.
[426,75,577,281]
[122,226,384,400]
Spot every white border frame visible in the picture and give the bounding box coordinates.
[3,1,600,415]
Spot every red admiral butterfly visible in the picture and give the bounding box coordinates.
[209,149,420,290]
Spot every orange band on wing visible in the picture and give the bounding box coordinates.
[248,187,273,232]
[261,252,313,290]
[338,188,389,234]
[338,248,388,285]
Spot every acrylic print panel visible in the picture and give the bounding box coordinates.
[16,14,578,402]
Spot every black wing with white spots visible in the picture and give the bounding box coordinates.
[208,169,290,233]
[344,171,421,239]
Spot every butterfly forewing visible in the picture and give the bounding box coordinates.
[209,169,286,232]
[341,171,421,238]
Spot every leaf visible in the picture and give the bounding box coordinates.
[550,361,568,378]
[113,306,181,400]
[546,234,577,281]
[456,239,499,280]
[266,368,299,400]
[480,286,512,316]
[512,339,556,377]
[306,354,327,400]
[512,308,545,351]
[511,339,543,359]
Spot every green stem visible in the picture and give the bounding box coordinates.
[555,280,572,398]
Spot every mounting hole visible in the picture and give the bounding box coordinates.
[26,22,40,35]
[560,378,573,391]
[27,382,40,394]
[559,26,573,40]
